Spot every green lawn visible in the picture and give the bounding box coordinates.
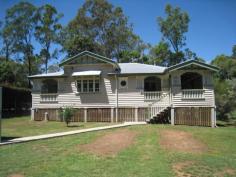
[0,122,236,177]
[1,116,114,138]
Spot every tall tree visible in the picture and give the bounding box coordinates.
[61,0,140,62]
[211,55,236,121]
[232,45,236,59]
[0,18,14,61]
[5,2,37,82]
[0,58,28,88]
[35,4,63,73]
[149,41,171,66]
[157,4,190,65]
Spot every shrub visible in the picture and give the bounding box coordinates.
[62,107,74,126]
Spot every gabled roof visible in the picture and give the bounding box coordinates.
[59,51,119,68]
[166,60,219,72]
[118,63,166,74]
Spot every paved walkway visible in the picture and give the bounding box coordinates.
[0,122,146,146]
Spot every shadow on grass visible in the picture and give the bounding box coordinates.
[1,136,21,142]
[67,124,85,128]
[217,120,236,127]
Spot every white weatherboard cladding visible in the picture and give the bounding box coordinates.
[31,64,216,109]
[171,70,215,107]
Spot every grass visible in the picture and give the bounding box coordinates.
[1,116,115,138]
[0,120,236,177]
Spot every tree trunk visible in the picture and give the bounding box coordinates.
[27,54,32,88]
[5,46,9,61]
[45,58,48,74]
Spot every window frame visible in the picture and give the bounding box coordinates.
[76,76,100,93]
[119,77,128,89]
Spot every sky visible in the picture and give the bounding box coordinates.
[0,0,236,62]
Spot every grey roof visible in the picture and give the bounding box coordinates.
[28,71,65,78]
[118,63,166,74]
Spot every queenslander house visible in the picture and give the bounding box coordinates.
[29,51,219,127]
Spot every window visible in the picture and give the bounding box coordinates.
[181,72,203,89]
[83,80,88,92]
[41,79,58,93]
[77,80,81,92]
[76,78,100,93]
[144,76,161,91]
[95,79,99,92]
[121,80,127,87]
[89,80,93,92]
[119,77,128,89]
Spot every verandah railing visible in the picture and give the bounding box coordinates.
[144,91,168,101]
[182,89,205,99]
[40,93,58,103]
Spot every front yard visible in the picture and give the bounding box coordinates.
[1,116,114,139]
[0,120,236,177]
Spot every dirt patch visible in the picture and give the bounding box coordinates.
[79,129,137,156]
[173,162,236,177]
[8,174,24,177]
[216,168,236,177]
[173,161,194,177]
[160,129,207,153]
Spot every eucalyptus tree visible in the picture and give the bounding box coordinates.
[157,4,190,65]
[61,0,141,62]
[0,19,14,61]
[4,2,37,79]
[35,4,63,73]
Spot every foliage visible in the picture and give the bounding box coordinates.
[212,54,236,121]
[232,45,236,59]
[60,0,144,61]
[149,41,171,66]
[0,19,14,60]
[47,63,60,73]
[4,2,38,80]
[158,4,189,53]
[154,4,196,66]
[61,107,75,126]
[0,58,28,88]
[35,4,63,73]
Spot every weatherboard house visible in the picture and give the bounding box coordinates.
[29,51,218,127]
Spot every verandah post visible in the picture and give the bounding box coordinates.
[84,108,87,123]
[171,107,175,125]
[31,108,35,121]
[111,107,114,123]
[211,107,216,128]
[135,107,138,122]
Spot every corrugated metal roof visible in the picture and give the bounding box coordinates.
[118,63,166,74]
[72,71,101,76]
[28,71,64,78]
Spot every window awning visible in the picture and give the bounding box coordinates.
[72,71,101,76]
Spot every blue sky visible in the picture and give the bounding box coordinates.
[0,0,236,62]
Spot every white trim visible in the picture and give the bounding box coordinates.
[72,70,101,76]
[169,62,218,72]
[119,77,128,89]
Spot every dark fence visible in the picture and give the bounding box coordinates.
[175,107,211,126]
[1,86,32,118]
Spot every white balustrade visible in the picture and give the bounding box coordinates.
[144,91,167,100]
[149,106,167,118]
[40,94,58,103]
[182,89,204,99]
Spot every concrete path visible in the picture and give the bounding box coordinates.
[0,122,146,146]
